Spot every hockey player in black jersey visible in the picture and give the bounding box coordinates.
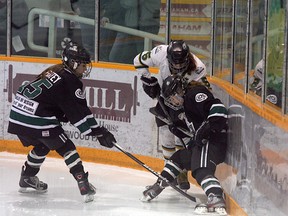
[142,75,228,215]
[7,42,116,203]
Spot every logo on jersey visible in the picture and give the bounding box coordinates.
[195,93,208,102]
[155,45,162,54]
[75,88,86,99]
[42,131,50,137]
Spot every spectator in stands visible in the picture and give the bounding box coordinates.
[109,0,161,64]
[71,0,124,60]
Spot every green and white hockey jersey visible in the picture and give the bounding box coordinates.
[8,67,98,138]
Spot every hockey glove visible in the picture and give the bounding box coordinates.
[194,121,210,146]
[94,127,116,148]
[140,76,161,99]
[168,125,187,139]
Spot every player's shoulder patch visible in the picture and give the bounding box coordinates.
[75,88,86,99]
[195,93,208,102]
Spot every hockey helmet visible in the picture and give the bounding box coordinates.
[161,75,184,110]
[62,41,92,78]
[167,40,190,75]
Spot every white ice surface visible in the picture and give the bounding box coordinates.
[0,152,205,216]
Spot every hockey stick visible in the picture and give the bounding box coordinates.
[156,96,191,148]
[149,107,194,138]
[113,142,196,202]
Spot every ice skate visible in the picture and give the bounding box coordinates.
[177,170,190,190]
[19,166,48,193]
[141,180,165,202]
[194,193,227,215]
[74,172,96,203]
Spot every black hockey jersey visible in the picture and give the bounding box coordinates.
[8,67,98,138]
[183,85,227,132]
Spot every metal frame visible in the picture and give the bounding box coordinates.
[94,0,99,61]
[282,0,288,114]
[244,0,252,93]
[262,0,269,104]
[165,0,171,44]
[6,0,11,56]
[210,0,216,76]
[231,0,237,84]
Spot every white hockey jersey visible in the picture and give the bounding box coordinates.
[133,44,207,86]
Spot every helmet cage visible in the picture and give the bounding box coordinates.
[167,40,190,75]
[62,42,92,78]
[163,94,184,110]
[168,60,190,75]
[161,75,184,110]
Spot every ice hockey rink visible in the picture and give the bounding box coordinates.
[0,152,207,216]
[0,152,285,216]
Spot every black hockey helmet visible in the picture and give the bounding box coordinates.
[167,40,191,75]
[161,75,184,110]
[62,41,92,78]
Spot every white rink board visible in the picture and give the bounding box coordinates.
[0,61,161,157]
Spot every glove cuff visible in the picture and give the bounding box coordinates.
[93,126,108,137]
[140,76,158,86]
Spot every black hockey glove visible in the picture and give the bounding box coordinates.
[94,127,116,148]
[140,76,161,99]
[168,125,187,139]
[194,121,210,146]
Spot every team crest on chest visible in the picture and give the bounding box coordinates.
[195,93,208,102]
[75,88,86,99]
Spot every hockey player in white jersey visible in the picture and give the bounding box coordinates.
[134,40,210,190]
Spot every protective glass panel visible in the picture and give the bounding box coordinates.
[71,0,95,59]
[265,0,285,108]
[102,0,161,64]
[233,0,248,90]
[249,0,265,98]
[213,0,233,81]
[11,0,82,57]
[169,0,211,71]
[0,0,7,55]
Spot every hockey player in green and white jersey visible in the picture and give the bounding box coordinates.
[142,75,228,215]
[8,41,116,203]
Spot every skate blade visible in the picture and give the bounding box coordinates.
[140,194,152,202]
[194,206,228,216]
[18,187,47,194]
[83,194,94,203]
[194,206,208,215]
[214,207,227,216]
[179,188,188,193]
